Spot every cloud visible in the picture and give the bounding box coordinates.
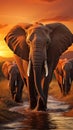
[0,24,8,29]
[0,0,73,24]
[38,15,73,22]
[40,0,60,3]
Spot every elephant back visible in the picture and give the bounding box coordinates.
[2,61,13,78]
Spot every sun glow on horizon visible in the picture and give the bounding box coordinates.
[0,40,13,58]
[0,51,13,57]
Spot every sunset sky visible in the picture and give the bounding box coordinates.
[0,0,73,57]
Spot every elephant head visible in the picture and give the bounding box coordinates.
[62,60,73,95]
[4,22,73,110]
[54,58,68,94]
[54,58,73,96]
[26,24,51,77]
[2,61,17,97]
[2,61,14,79]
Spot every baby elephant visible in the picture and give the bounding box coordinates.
[54,58,73,95]
[2,61,24,102]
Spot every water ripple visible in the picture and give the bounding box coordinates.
[1,96,73,130]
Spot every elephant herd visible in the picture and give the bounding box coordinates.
[54,58,73,96]
[2,22,73,111]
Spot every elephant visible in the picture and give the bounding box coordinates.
[2,61,24,102]
[60,50,73,60]
[54,58,68,95]
[4,22,73,111]
[54,58,73,95]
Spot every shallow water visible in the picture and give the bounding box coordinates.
[1,96,73,130]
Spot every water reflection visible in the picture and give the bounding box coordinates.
[3,112,57,130]
[20,112,57,130]
[2,96,73,130]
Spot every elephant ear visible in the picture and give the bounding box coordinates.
[45,23,72,56]
[4,23,32,61]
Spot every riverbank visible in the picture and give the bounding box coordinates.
[49,80,73,116]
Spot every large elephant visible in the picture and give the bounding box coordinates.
[4,22,73,111]
[2,61,24,102]
[54,58,73,95]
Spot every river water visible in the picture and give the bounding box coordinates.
[1,96,73,130]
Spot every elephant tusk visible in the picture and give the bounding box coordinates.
[63,77,64,85]
[27,59,31,77]
[15,80,17,86]
[44,60,48,77]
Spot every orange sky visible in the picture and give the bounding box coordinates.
[0,0,73,57]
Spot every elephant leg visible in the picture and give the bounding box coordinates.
[15,87,20,102]
[62,84,66,96]
[34,65,53,111]
[43,65,54,109]
[43,77,51,108]
[15,87,22,102]
[27,67,37,110]
[58,82,63,93]
[35,73,52,111]
[63,79,68,96]
[34,76,50,111]
[15,81,24,102]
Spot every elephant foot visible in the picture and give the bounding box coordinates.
[15,99,23,103]
[33,98,47,112]
[24,106,47,113]
[24,107,32,112]
[15,96,23,103]
[63,91,68,96]
[24,104,37,112]
[29,98,37,110]
[32,106,47,112]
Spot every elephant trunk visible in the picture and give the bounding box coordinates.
[33,66,46,102]
[27,48,48,104]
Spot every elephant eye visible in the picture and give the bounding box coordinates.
[46,41,49,44]
[27,39,31,45]
[46,38,51,47]
[46,40,49,45]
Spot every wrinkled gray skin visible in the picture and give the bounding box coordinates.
[54,58,73,95]
[2,61,24,102]
[4,22,73,111]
